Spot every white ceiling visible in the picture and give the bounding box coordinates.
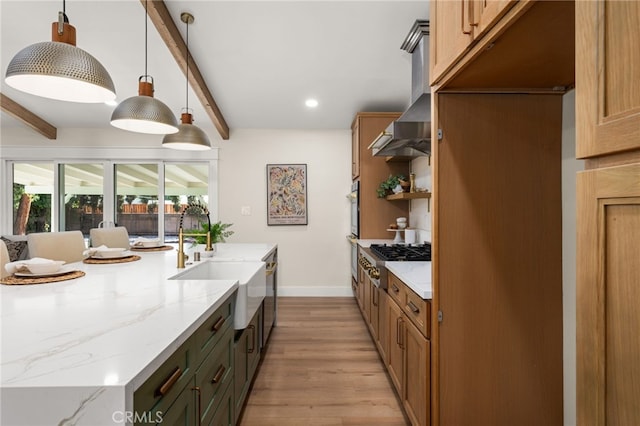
[0,0,428,141]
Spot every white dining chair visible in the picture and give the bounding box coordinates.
[89,227,131,249]
[0,240,10,279]
[27,231,86,263]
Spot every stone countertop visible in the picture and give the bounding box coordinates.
[384,261,432,299]
[0,243,274,425]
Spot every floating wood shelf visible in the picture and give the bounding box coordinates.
[385,192,431,200]
[386,191,431,211]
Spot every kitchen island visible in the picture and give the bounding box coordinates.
[0,243,274,425]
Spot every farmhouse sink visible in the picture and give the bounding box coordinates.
[170,261,266,330]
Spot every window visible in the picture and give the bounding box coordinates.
[3,148,217,239]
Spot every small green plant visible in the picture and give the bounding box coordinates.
[186,221,234,244]
[376,174,405,198]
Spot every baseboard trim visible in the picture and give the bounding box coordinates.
[278,286,354,297]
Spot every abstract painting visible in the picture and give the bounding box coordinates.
[266,164,308,225]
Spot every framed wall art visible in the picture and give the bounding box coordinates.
[266,164,308,225]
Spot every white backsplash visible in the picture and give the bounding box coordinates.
[409,155,432,244]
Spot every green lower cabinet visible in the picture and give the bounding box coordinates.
[207,382,234,426]
[197,325,234,426]
[233,308,261,423]
[152,380,196,426]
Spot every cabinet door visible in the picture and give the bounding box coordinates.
[247,308,261,379]
[363,273,371,323]
[352,119,360,180]
[146,381,194,426]
[387,298,404,395]
[403,319,430,426]
[577,164,640,426]
[470,0,516,38]
[377,289,389,364]
[576,0,640,158]
[430,0,474,84]
[370,282,380,340]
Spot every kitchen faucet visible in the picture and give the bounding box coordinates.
[177,202,213,268]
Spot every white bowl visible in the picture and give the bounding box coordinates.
[141,239,161,248]
[396,217,407,223]
[94,248,127,258]
[26,260,65,274]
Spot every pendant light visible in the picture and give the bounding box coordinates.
[162,13,211,150]
[110,0,178,135]
[5,0,116,103]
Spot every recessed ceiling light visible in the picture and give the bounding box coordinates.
[305,98,318,108]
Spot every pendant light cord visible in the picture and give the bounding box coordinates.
[185,18,190,110]
[144,0,148,80]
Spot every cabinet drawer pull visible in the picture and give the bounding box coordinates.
[247,324,256,354]
[211,365,226,384]
[396,317,402,346]
[392,284,400,293]
[210,316,225,333]
[407,301,420,314]
[461,0,472,34]
[155,367,181,397]
[372,288,378,306]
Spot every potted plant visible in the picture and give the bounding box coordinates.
[376,174,406,198]
[186,221,234,244]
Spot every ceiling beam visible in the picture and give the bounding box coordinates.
[0,93,57,140]
[143,0,230,140]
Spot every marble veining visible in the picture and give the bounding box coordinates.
[0,244,274,425]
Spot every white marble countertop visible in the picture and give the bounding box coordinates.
[0,243,274,425]
[385,261,432,299]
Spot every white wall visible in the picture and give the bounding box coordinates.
[214,129,352,296]
[562,90,582,426]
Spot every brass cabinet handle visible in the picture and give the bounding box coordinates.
[372,287,378,307]
[399,318,404,349]
[396,317,402,346]
[407,301,420,314]
[155,367,181,397]
[266,262,277,276]
[247,324,256,354]
[211,316,225,333]
[211,365,226,384]
[392,284,400,293]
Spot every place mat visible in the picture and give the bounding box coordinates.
[130,245,173,252]
[1,270,86,286]
[83,255,141,264]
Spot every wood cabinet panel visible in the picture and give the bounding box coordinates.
[435,93,563,425]
[404,318,430,426]
[377,288,389,364]
[387,296,404,396]
[577,164,640,426]
[403,286,430,339]
[471,0,517,37]
[370,281,380,340]
[388,272,405,308]
[352,113,410,239]
[430,0,474,85]
[576,0,640,158]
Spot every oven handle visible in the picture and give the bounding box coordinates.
[346,235,357,244]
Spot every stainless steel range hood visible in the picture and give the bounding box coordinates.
[369,20,431,157]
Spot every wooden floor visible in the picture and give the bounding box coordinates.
[239,297,408,426]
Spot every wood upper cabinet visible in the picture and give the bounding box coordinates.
[430,0,517,84]
[352,112,410,239]
[576,0,640,158]
[352,119,360,179]
[577,163,640,426]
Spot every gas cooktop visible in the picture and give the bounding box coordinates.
[369,243,431,262]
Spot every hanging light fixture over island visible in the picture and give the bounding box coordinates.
[110,0,178,135]
[5,0,116,103]
[162,12,211,151]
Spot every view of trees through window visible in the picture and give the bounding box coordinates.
[11,162,210,242]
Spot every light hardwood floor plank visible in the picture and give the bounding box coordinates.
[239,297,408,426]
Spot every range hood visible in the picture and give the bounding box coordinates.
[369,20,431,157]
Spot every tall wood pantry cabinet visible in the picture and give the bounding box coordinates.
[575,1,640,425]
[352,112,409,239]
[428,1,574,425]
